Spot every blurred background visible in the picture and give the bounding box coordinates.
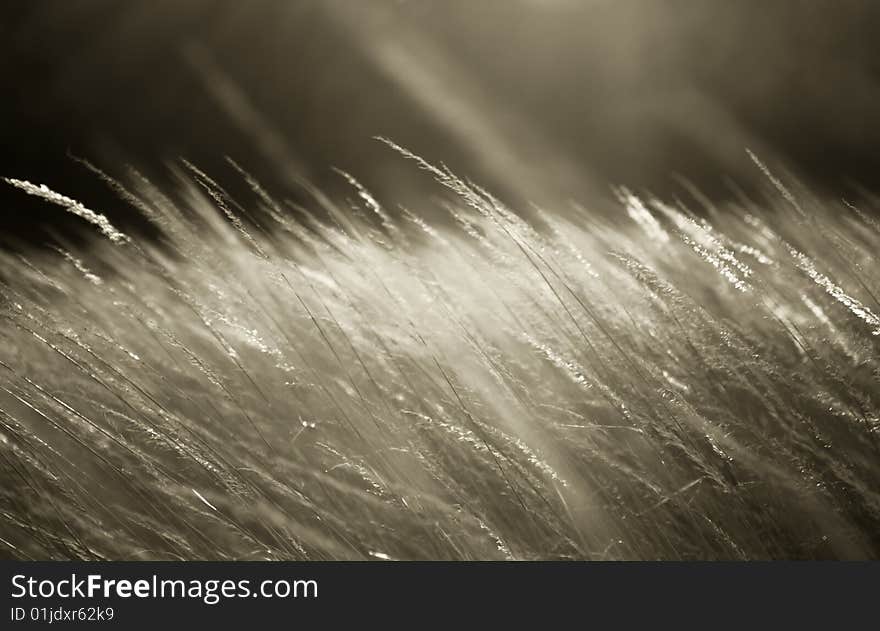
[2,0,879,243]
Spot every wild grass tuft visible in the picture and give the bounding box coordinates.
[1,150,878,559]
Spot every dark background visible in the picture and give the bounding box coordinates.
[2,0,880,243]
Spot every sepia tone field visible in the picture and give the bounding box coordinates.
[1,145,878,560]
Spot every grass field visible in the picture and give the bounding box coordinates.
[1,146,879,560]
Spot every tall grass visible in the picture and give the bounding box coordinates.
[1,148,878,560]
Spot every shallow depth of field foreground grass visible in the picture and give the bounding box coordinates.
[1,147,879,560]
